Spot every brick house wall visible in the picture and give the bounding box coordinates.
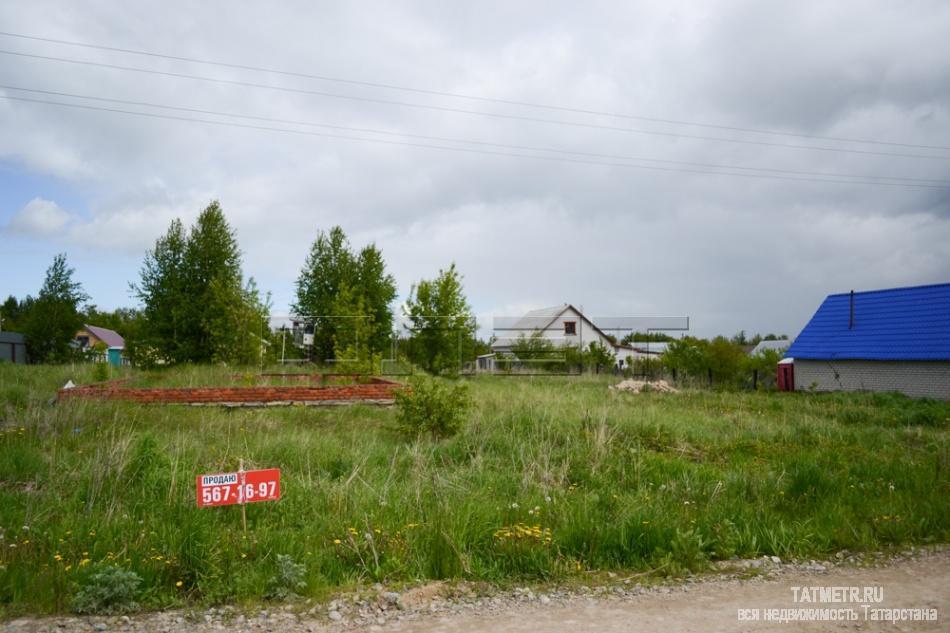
[794,360,950,400]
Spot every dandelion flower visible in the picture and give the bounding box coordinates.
[176,580,183,587]
[333,539,342,545]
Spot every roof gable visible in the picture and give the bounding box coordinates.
[84,324,126,348]
[786,283,950,361]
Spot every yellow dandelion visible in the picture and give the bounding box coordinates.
[333,539,342,545]
[54,554,63,561]
[79,558,91,566]
[176,580,183,587]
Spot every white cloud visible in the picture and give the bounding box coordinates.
[0,1,948,331]
[6,197,74,236]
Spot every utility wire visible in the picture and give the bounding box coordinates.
[1,30,947,152]
[2,84,945,186]
[2,49,949,162]
[3,94,948,189]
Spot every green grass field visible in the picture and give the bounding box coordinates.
[0,363,947,615]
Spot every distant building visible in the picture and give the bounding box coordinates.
[784,283,950,400]
[491,304,668,367]
[0,332,28,364]
[75,324,126,368]
[749,339,790,356]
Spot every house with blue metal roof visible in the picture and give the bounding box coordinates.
[784,283,950,400]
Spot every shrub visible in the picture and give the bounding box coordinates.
[266,554,307,600]
[72,566,142,614]
[92,362,111,383]
[394,377,471,439]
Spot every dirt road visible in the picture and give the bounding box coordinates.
[386,554,947,633]
[4,550,946,632]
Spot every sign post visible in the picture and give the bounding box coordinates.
[196,465,281,534]
[239,459,248,536]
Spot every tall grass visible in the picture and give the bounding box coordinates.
[0,364,947,615]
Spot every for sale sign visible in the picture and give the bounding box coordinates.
[196,468,280,508]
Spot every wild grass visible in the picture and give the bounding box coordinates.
[0,363,947,615]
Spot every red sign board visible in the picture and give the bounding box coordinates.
[196,468,281,508]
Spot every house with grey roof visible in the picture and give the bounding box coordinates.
[749,339,790,356]
[490,304,665,368]
[0,332,28,364]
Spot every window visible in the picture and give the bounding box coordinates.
[564,321,576,336]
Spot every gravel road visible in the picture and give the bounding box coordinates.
[4,548,946,632]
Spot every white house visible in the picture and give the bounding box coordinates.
[491,304,662,367]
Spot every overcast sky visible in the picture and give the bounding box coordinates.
[1,0,948,339]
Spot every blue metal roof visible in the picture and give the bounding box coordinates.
[786,283,950,361]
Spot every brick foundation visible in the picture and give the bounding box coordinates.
[57,377,404,406]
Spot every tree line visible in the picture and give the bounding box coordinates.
[2,201,475,373]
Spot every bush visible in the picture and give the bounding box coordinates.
[92,362,111,383]
[394,377,471,439]
[266,554,307,600]
[72,566,142,614]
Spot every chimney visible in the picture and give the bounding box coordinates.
[849,290,855,330]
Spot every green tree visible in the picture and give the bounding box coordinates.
[132,218,188,362]
[331,284,379,375]
[661,337,708,378]
[293,227,396,363]
[620,330,675,344]
[22,254,89,362]
[404,263,475,375]
[293,227,356,362]
[1,294,33,332]
[354,244,397,353]
[134,201,265,364]
[185,201,245,362]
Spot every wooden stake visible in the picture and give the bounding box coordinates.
[239,458,248,537]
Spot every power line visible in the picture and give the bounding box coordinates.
[3,94,948,189]
[3,48,949,162]
[3,84,945,186]
[1,29,947,152]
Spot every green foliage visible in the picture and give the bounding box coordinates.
[133,202,269,364]
[746,349,783,389]
[91,362,110,383]
[394,377,471,438]
[621,331,675,344]
[265,555,307,600]
[293,227,396,363]
[661,336,755,386]
[404,263,475,375]
[22,254,88,363]
[1,295,33,333]
[72,566,142,614]
[586,341,614,370]
[1,364,947,613]
[332,285,381,375]
[133,218,188,362]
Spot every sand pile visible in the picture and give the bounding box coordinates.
[609,379,679,394]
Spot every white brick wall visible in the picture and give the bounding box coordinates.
[794,360,950,400]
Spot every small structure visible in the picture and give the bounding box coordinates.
[475,353,496,372]
[75,324,126,367]
[491,304,682,369]
[784,283,950,400]
[749,339,790,356]
[0,332,28,364]
[492,304,622,358]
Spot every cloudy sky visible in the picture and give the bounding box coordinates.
[1,0,948,338]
